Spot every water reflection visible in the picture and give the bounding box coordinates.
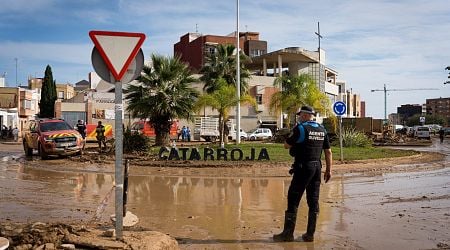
[126,175,313,245]
[1,160,336,248]
[0,162,115,222]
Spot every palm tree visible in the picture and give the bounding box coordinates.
[195,79,256,145]
[270,73,332,128]
[200,44,251,94]
[125,54,199,146]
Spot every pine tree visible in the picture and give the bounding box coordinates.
[39,65,57,118]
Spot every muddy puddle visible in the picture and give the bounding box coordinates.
[0,151,449,249]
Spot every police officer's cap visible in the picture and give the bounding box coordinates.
[297,105,315,115]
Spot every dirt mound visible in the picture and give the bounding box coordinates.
[0,222,178,249]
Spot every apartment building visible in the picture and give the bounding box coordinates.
[0,87,19,130]
[426,97,450,123]
[29,77,75,100]
[172,31,368,129]
[174,32,267,73]
[0,86,40,133]
[397,104,423,124]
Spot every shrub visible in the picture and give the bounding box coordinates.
[123,129,150,153]
[339,128,372,148]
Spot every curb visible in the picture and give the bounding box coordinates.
[0,141,22,145]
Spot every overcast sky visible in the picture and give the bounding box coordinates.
[0,0,449,119]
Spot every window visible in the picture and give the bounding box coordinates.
[40,121,72,132]
[250,49,266,57]
[256,94,263,104]
[205,46,216,55]
[58,91,64,99]
[21,100,32,109]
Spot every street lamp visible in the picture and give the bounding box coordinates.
[14,58,18,86]
[235,0,241,144]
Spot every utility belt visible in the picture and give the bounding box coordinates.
[289,160,321,175]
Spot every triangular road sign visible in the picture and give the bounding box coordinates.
[89,30,146,81]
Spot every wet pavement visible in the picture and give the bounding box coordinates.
[0,139,449,249]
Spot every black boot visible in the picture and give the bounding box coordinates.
[273,211,297,242]
[302,211,318,242]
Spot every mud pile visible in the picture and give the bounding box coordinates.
[0,222,178,249]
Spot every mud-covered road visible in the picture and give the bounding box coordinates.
[0,140,449,249]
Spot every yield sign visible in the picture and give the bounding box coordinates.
[89,30,146,81]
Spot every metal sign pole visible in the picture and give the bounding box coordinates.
[114,79,124,239]
[339,115,343,163]
[89,30,145,241]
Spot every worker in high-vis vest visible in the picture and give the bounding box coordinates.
[96,121,107,151]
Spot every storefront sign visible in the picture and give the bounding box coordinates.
[159,147,270,161]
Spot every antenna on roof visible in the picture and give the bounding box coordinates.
[195,23,198,33]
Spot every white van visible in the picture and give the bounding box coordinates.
[414,126,431,140]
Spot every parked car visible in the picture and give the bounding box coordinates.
[228,129,248,141]
[130,120,178,138]
[22,118,84,159]
[248,128,273,141]
[414,126,431,140]
[444,127,450,136]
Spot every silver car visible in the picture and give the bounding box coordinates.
[248,128,273,141]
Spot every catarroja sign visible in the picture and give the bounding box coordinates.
[159,147,270,161]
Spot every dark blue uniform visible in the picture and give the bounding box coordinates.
[273,119,331,242]
[285,121,330,214]
[76,123,86,139]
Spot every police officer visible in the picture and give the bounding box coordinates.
[273,105,332,242]
[75,120,86,139]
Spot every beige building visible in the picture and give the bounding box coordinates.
[336,81,362,118]
[29,77,75,100]
[244,47,341,125]
[0,86,40,134]
[0,87,20,130]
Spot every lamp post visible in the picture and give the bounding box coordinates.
[14,58,18,86]
[235,0,241,144]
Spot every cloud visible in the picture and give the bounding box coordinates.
[1,0,449,118]
[0,0,55,14]
[0,41,91,65]
[0,41,92,84]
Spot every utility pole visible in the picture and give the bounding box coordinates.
[14,58,18,86]
[235,0,241,145]
[371,84,439,123]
